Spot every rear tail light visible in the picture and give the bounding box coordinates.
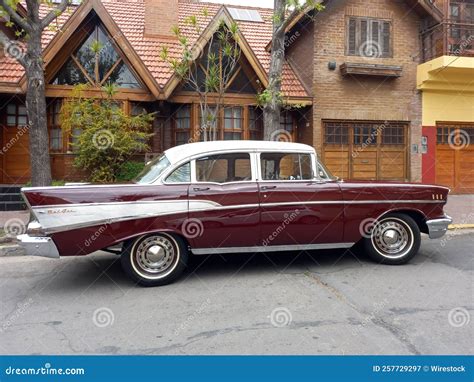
[26,220,47,237]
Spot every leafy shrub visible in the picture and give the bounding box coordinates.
[117,161,146,182]
[24,180,66,187]
[61,84,154,183]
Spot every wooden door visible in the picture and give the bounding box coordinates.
[436,124,474,193]
[2,126,31,184]
[323,121,408,181]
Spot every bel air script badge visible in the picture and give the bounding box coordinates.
[46,208,76,215]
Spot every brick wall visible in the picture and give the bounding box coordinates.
[144,0,178,38]
[311,0,424,181]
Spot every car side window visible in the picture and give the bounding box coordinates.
[166,162,191,183]
[261,153,313,181]
[196,153,252,183]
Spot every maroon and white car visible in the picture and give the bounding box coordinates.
[18,141,452,286]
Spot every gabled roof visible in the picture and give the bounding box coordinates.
[0,0,309,99]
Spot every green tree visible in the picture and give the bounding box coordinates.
[61,84,154,183]
[262,0,324,140]
[161,10,241,141]
[0,0,77,186]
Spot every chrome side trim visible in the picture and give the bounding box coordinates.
[17,234,60,259]
[426,215,452,239]
[31,199,446,234]
[260,200,444,207]
[32,200,217,234]
[191,242,355,255]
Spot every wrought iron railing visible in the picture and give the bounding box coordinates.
[421,21,474,61]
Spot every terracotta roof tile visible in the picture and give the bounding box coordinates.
[0,0,309,98]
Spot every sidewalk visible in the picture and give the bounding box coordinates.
[444,194,474,226]
[0,194,472,231]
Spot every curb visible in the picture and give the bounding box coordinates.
[0,244,25,257]
[448,224,474,230]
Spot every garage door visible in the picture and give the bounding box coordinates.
[436,124,474,194]
[323,121,408,181]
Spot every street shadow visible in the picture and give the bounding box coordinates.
[43,247,371,291]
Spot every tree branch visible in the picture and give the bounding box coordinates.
[0,28,26,66]
[40,0,70,30]
[0,0,30,32]
[277,8,300,35]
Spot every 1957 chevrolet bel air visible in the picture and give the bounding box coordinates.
[18,141,452,286]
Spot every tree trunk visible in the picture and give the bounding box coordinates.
[263,0,286,141]
[25,28,52,186]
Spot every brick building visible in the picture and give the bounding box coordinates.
[0,0,471,191]
[286,0,443,183]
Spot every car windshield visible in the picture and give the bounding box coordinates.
[134,155,171,184]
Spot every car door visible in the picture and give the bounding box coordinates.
[258,151,345,248]
[187,152,261,253]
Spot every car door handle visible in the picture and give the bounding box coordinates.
[193,187,210,192]
[261,186,277,191]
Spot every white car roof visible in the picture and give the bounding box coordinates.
[164,140,315,164]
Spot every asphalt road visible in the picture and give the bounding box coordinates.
[0,231,472,355]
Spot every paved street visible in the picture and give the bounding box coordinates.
[0,231,472,355]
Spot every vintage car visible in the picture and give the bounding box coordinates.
[18,141,452,286]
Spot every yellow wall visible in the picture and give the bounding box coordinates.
[417,56,474,126]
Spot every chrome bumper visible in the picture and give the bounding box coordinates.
[17,234,60,259]
[426,216,452,239]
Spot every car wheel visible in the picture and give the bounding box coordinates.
[121,233,188,287]
[363,213,421,265]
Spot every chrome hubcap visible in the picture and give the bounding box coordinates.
[134,235,177,276]
[372,219,413,258]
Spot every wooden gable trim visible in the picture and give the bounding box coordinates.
[18,0,161,98]
[0,83,23,94]
[161,6,269,100]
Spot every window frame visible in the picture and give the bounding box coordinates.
[257,151,317,183]
[193,152,254,185]
[48,99,64,153]
[173,104,192,146]
[346,16,393,58]
[249,107,263,140]
[6,103,28,127]
[164,161,192,185]
[223,106,244,141]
